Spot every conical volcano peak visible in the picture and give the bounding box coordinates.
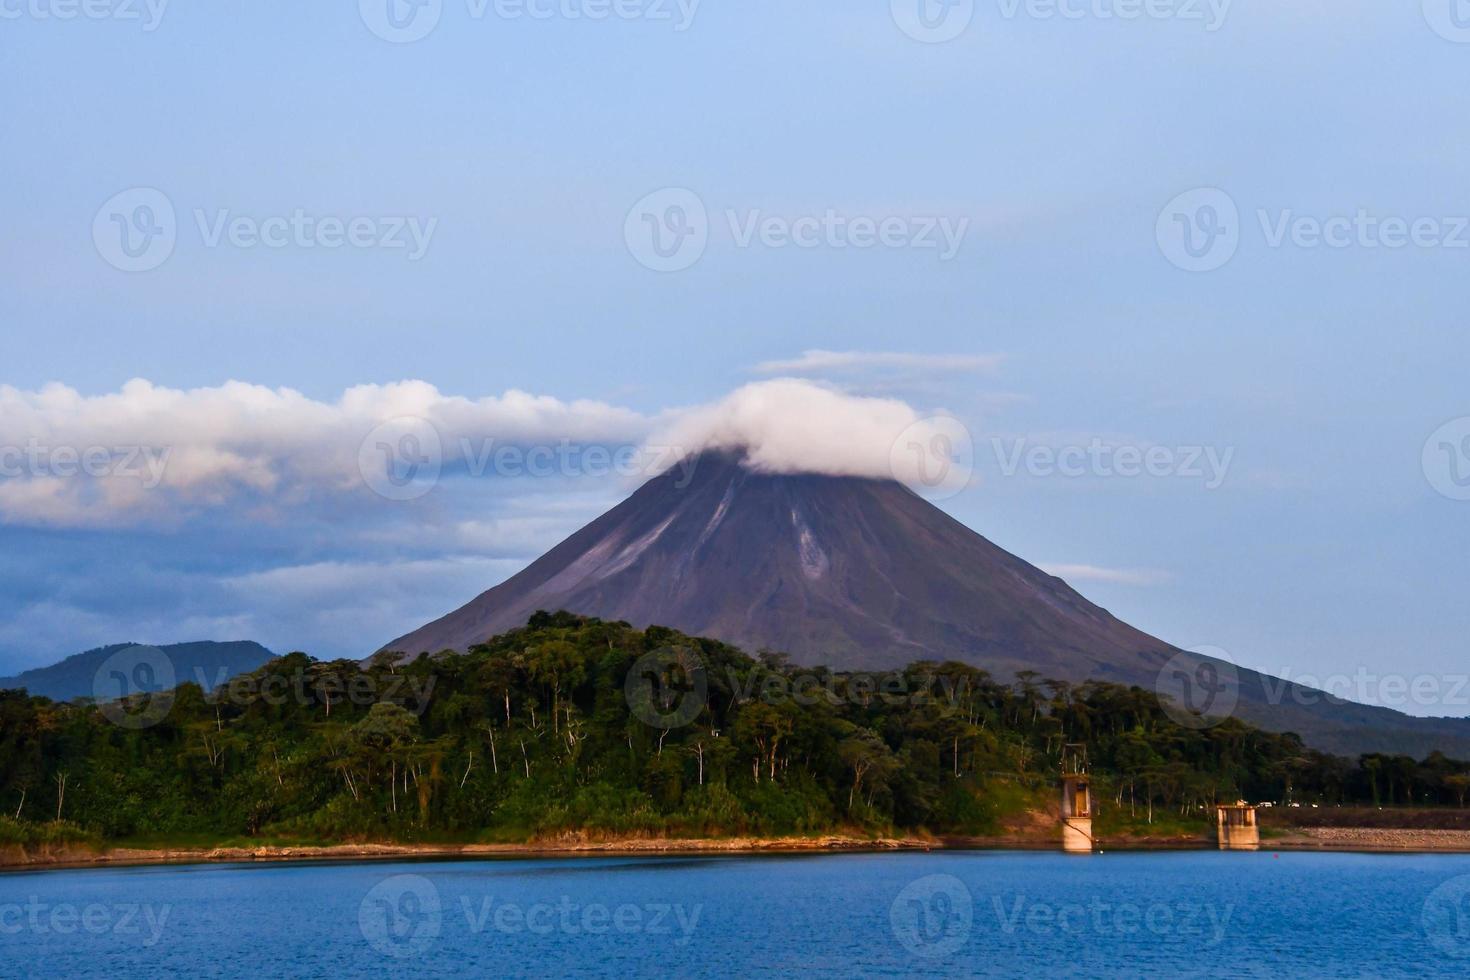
[654,447,912,495]
[383,448,1156,677]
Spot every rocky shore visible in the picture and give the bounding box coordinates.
[1271,827,1470,852]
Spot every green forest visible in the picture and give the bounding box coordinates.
[2,612,1468,850]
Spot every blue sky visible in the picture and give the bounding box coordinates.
[1,1,1468,714]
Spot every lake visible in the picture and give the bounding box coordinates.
[3,850,1469,977]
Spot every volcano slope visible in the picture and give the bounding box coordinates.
[384,453,1470,758]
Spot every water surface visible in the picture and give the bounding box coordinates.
[3,850,1467,977]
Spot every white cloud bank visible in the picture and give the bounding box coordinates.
[0,377,974,527]
[0,379,646,526]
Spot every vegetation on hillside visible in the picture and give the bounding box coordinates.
[1,612,1467,846]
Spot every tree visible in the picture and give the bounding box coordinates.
[1361,755,1383,806]
[523,640,584,734]
[1445,774,1470,808]
[733,703,793,784]
[838,728,898,813]
[350,703,421,816]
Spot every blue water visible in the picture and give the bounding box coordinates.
[2,850,1469,977]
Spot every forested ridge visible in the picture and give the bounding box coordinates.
[2,612,1467,849]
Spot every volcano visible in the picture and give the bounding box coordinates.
[385,452,1470,758]
[388,453,1173,679]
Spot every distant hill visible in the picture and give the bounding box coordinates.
[0,641,275,702]
[385,451,1470,760]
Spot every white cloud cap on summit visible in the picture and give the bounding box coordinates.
[651,379,973,491]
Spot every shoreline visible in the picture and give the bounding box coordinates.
[7,826,1470,872]
[0,835,941,872]
[1266,827,1470,853]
